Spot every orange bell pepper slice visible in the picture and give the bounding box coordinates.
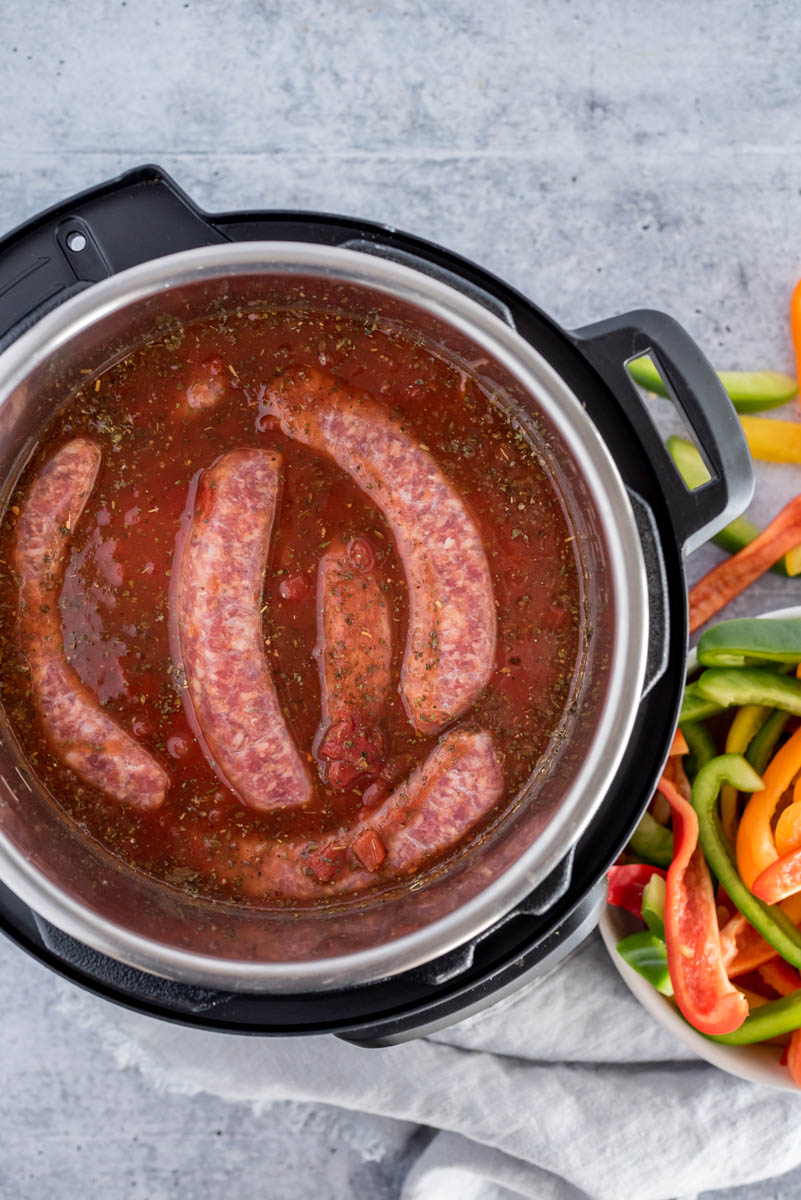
[737,723,801,889]
[669,728,688,758]
[776,784,801,856]
[721,911,776,976]
[721,893,801,977]
[758,958,801,996]
[723,893,801,974]
[791,275,801,387]
[689,492,801,633]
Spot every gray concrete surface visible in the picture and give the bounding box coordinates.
[4,0,801,1196]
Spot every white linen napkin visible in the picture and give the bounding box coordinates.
[55,930,801,1200]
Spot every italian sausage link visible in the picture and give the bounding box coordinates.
[314,538,391,787]
[193,726,503,900]
[362,726,503,874]
[14,438,169,809]
[267,367,497,734]
[176,448,312,812]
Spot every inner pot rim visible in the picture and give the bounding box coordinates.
[0,241,648,991]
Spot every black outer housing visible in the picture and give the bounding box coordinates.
[0,167,712,1040]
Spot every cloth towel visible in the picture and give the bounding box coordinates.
[57,929,801,1200]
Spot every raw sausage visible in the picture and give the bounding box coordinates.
[266,367,497,734]
[357,725,503,876]
[175,448,312,812]
[194,726,503,900]
[14,438,169,809]
[314,537,391,787]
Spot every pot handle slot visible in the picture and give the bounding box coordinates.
[572,310,754,557]
[0,165,228,352]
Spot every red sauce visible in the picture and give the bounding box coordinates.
[0,306,582,904]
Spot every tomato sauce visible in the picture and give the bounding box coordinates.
[0,305,582,904]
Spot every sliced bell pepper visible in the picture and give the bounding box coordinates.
[737,723,801,889]
[747,709,790,774]
[696,668,801,716]
[607,863,666,918]
[791,274,801,386]
[681,720,717,779]
[688,493,801,633]
[662,752,692,802]
[667,436,800,575]
[669,729,688,757]
[616,931,673,996]
[716,883,736,926]
[776,791,801,855]
[758,958,801,997]
[740,416,801,463]
[752,848,801,905]
[679,682,725,725]
[641,872,667,939]
[628,812,673,869]
[697,617,801,669]
[708,988,801,1044]
[629,358,796,412]
[666,434,712,490]
[691,754,801,968]
[720,704,772,843]
[721,892,801,976]
[649,789,671,826]
[721,912,778,976]
[658,773,748,1035]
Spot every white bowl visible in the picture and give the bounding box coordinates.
[599,603,801,1091]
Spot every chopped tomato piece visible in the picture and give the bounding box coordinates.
[352,829,387,872]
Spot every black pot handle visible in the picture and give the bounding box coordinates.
[572,310,754,555]
[0,165,229,351]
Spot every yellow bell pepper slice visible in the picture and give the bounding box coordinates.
[721,704,772,843]
[741,416,801,464]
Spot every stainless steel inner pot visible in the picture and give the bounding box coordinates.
[0,243,648,991]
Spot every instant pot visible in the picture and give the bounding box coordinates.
[0,166,753,1044]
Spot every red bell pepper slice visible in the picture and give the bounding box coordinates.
[607,863,666,918]
[752,845,801,905]
[688,492,801,633]
[658,774,749,1035]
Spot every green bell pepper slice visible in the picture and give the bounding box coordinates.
[680,681,725,724]
[708,989,801,1044]
[616,930,673,997]
[747,709,790,775]
[681,720,717,778]
[691,754,801,968]
[641,873,667,940]
[629,358,797,412]
[697,618,801,669]
[696,668,801,715]
[628,812,673,869]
